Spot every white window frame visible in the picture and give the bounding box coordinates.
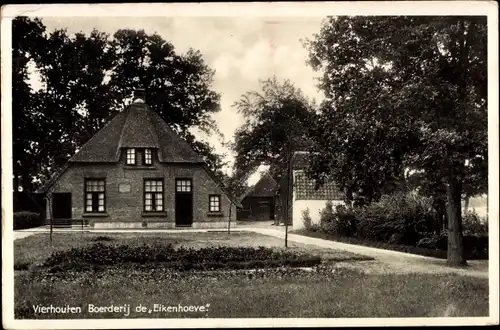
[126,148,136,165]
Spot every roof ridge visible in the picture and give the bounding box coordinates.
[146,105,161,147]
[116,104,132,154]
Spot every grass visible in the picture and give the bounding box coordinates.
[14,232,371,270]
[14,232,488,318]
[15,269,488,318]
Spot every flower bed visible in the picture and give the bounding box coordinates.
[41,243,322,273]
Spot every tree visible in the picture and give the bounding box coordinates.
[232,77,317,183]
[33,27,116,186]
[12,17,47,192]
[232,77,318,246]
[108,29,225,177]
[12,18,226,190]
[223,172,248,235]
[305,16,487,266]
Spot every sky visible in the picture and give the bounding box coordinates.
[27,16,326,186]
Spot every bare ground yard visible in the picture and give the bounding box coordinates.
[13,232,489,318]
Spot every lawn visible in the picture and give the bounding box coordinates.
[14,231,371,269]
[14,232,489,318]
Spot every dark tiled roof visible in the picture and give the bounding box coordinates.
[69,102,203,163]
[242,172,278,199]
[294,171,343,200]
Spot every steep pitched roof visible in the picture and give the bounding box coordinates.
[241,171,278,200]
[38,100,241,207]
[69,101,203,163]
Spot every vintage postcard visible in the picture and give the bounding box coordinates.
[1,1,499,329]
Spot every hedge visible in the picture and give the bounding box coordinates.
[14,211,44,230]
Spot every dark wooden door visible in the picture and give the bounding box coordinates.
[175,179,193,227]
[51,193,72,227]
[52,193,72,219]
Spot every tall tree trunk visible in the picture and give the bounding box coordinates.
[446,175,466,266]
[464,195,470,213]
[13,174,20,193]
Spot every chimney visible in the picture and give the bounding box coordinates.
[133,88,146,104]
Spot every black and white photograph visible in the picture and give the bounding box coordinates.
[1,2,498,328]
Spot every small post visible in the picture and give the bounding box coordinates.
[46,194,53,243]
[50,218,53,243]
[284,140,293,248]
[228,201,232,235]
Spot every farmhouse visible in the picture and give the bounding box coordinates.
[275,151,344,230]
[237,171,278,221]
[41,90,239,229]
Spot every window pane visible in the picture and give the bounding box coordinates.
[127,148,136,164]
[86,205,93,212]
[98,205,104,212]
[209,195,220,212]
[144,149,152,164]
[86,180,105,192]
[176,179,191,192]
[145,205,152,211]
[155,194,163,204]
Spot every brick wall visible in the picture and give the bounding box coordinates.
[47,161,236,228]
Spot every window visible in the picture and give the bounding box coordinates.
[143,149,152,165]
[176,179,192,192]
[126,148,136,165]
[85,179,105,212]
[209,195,221,212]
[144,179,164,212]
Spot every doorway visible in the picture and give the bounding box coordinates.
[175,179,193,227]
[51,193,72,227]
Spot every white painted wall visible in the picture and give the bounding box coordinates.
[292,199,345,230]
[291,169,344,230]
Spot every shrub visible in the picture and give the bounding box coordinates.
[417,231,447,250]
[317,202,356,236]
[91,236,114,242]
[462,210,488,236]
[302,208,313,230]
[318,201,337,234]
[334,205,357,236]
[417,230,488,260]
[14,211,43,230]
[355,193,436,246]
[464,235,488,260]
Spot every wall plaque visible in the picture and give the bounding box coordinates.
[118,183,131,193]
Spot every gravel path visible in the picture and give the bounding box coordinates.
[13,231,39,241]
[244,228,489,279]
